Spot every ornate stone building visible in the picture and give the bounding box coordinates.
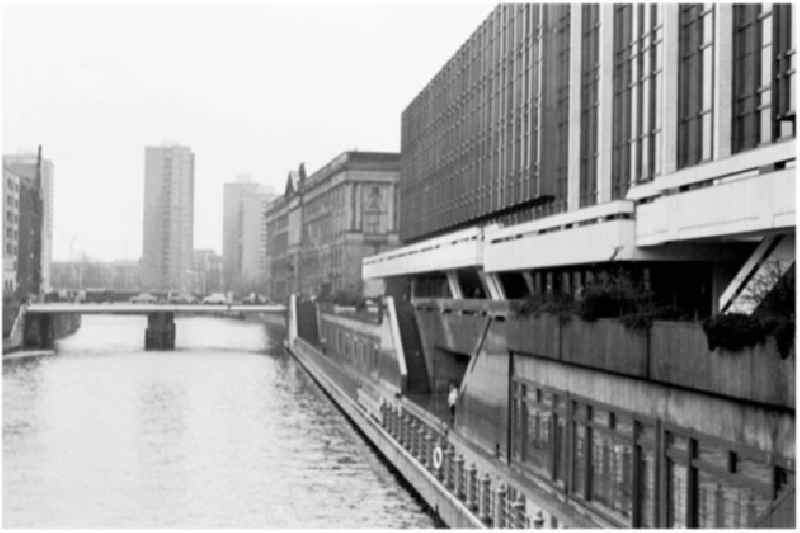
[264,152,400,301]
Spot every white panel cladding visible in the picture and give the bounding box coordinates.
[635,167,796,246]
[483,219,637,273]
[362,227,483,279]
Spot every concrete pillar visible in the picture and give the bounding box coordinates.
[597,4,615,203]
[39,314,54,349]
[661,4,680,176]
[714,3,733,159]
[567,6,583,211]
[446,271,463,299]
[480,271,505,301]
[145,312,176,350]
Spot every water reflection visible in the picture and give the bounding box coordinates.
[3,315,434,528]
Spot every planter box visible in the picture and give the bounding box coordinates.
[651,321,795,408]
[561,318,648,378]
[505,313,561,359]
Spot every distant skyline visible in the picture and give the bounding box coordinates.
[3,2,493,261]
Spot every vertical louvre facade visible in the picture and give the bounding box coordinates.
[399,4,569,243]
[400,3,795,242]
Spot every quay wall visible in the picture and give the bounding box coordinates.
[288,296,795,528]
[288,337,484,529]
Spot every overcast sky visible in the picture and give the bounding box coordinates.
[3,1,493,261]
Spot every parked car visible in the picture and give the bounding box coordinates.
[167,293,196,304]
[202,293,230,304]
[130,293,158,304]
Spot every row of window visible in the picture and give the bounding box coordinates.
[402,4,796,236]
[510,378,793,527]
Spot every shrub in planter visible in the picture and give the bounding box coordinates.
[701,313,769,352]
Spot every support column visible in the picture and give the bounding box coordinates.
[567,5,583,211]
[713,3,733,159]
[446,271,463,300]
[39,314,54,349]
[145,312,176,350]
[597,4,615,204]
[661,4,680,176]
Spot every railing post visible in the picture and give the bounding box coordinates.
[425,432,434,472]
[444,446,455,489]
[468,463,479,511]
[418,425,427,465]
[480,473,492,526]
[455,454,465,500]
[400,413,407,447]
[437,438,447,482]
[494,483,506,528]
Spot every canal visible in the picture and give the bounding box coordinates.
[3,315,436,528]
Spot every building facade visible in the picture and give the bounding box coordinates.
[3,168,20,292]
[264,153,401,302]
[223,177,275,292]
[3,149,53,292]
[193,248,224,295]
[141,144,195,292]
[362,3,796,528]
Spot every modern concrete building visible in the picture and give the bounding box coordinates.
[193,248,223,295]
[361,4,796,528]
[141,144,195,292]
[2,167,20,293]
[3,149,53,292]
[223,176,275,292]
[264,153,400,302]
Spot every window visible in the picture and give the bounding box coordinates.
[541,4,571,214]
[510,378,791,527]
[580,4,600,207]
[678,4,715,168]
[613,5,662,197]
[733,4,795,152]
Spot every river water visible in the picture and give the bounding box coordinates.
[3,315,435,528]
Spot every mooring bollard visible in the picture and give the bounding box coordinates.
[468,463,479,511]
[494,483,506,529]
[510,494,525,529]
[455,454,465,500]
[480,473,492,525]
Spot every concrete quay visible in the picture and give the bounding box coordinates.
[287,337,485,529]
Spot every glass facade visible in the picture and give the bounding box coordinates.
[733,4,795,153]
[678,4,715,169]
[510,377,791,527]
[579,4,600,207]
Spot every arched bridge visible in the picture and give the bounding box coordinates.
[23,302,286,351]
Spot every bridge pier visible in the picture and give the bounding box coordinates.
[144,312,176,350]
[24,313,55,349]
